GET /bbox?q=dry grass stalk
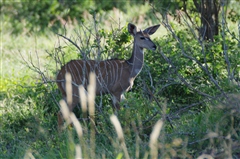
[88,72,96,159]
[59,73,86,159]
[65,73,72,106]
[110,115,130,159]
[69,113,83,138]
[24,150,35,159]
[59,99,70,125]
[79,85,87,114]
[75,144,82,159]
[149,119,163,159]
[88,72,96,117]
[197,154,214,159]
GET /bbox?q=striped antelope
[57,23,160,126]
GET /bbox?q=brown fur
[56,23,160,127]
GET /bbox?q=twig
[55,32,86,58]
[143,81,174,129]
[221,2,233,81]
[19,50,61,109]
[158,47,213,98]
[152,3,228,97]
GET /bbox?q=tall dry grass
[23,72,239,159]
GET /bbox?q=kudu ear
[128,23,137,36]
[143,24,160,35]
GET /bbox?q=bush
[1,4,240,157]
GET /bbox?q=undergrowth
[1,5,240,159]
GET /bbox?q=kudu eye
[57,23,159,129]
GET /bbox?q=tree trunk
[194,0,219,41]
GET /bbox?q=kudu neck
[126,40,144,77]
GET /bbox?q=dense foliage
[1,0,144,34]
[1,0,240,158]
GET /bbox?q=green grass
[1,5,240,158]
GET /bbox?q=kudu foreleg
[111,93,125,110]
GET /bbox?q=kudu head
[128,23,160,51]
[57,23,160,129]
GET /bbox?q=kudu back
[57,23,160,126]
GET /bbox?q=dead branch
[19,50,61,109]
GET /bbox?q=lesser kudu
[57,23,160,126]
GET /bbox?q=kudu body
[57,23,160,126]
